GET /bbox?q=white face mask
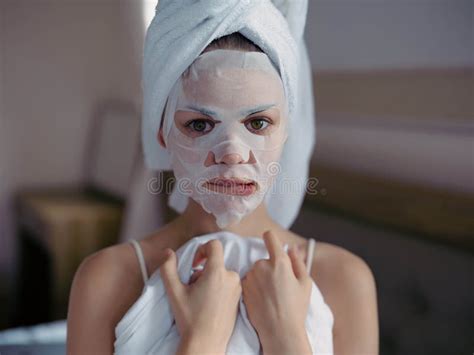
[161,49,289,228]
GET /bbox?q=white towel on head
[114,232,334,354]
[142,0,316,229]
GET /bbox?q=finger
[193,239,224,270]
[288,245,308,280]
[188,269,204,285]
[192,242,210,268]
[263,230,285,262]
[160,249,185,303]
[192,249,207,268]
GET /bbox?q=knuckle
[302,273,311,284]
[254,259,267,269]
[231,273,242,288]
[228,270,240,281]
[274,255,290,269]
[209,268,224,282]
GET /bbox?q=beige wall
[306,0,473,70]
[0,0,144,307]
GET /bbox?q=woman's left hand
[242,230,313,353]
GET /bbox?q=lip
[203,177,258,196]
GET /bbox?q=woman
[67,2,378,354]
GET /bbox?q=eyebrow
[183,104,217,117]
[239,104,276,116]
[184,103,277,117]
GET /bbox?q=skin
[240,230,314,354]
[67,68,379,355]
[67,174,379,354]
[160,240,242,354]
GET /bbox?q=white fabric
[131,236,316,286]
[142,0,315,229]
[114,232,334,354]
[0,320,67,345]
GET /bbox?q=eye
[184,119,214,135]
[245,117,271,133]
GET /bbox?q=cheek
[167,125,207,164]
[169,142,205,165]
[254,145,284,164]
[269,149,284,163]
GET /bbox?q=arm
[66,248,143,354]
[176,333,226,355]
[259,245,379,355]
[67,251,222,355]
[242,232,314,355]
[322,251,379,355]
[160,242,242,355]
[259,325,312,355]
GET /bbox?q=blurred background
[0,0,472,354]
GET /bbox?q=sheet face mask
[161,49,289,228]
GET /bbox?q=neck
[175,198,279,243]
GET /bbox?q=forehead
[181,68,286,110]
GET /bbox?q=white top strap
[130,239,149,285]
[306,238,316,274]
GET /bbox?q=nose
[219,153,244,165]
[204,151,257,167]
[204,152,244,166]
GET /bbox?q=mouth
[203,177,258,196]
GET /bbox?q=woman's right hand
[159,239,241,354]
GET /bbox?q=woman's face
[162,50,288,228]
[171,66,289,166]
[175,68,286,142]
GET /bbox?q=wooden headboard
[307,68,474,251]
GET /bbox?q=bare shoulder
[66,242,146,353]
[310,241,379,354]
[277,228,377,294]
[311,241,377,293]
[69,242,145,316]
